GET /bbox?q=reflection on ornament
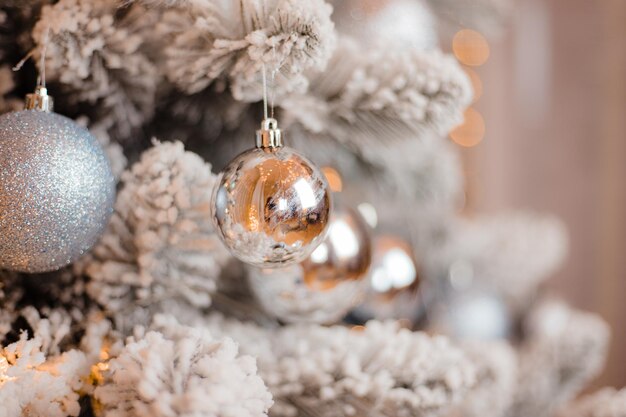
[352,236,422,322]
[213,119,332,267]
[357,202,378,228]
[332,0,438,50]
[0,87,115,273]
[248,207,371,323]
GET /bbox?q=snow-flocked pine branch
[32,0,160,139]
[281,37,472,161]
[84,141,230,327]
[202,314,477,417]
[94,316,273,417]
[559,387,626,417]
[156,0,336,101]
[507,300,610,417]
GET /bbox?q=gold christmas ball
[248,207,372,323]
[353,235,422,321]
[213,120,332,267]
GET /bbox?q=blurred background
[450,0,625,388]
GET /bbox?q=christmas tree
[0,1,621,417]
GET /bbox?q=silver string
[270,43,277,119]
[40,26,50,87]
[262,63,269,120]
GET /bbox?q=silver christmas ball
[213,141,332,267]
[352,235,422,322]
[248,207,371,323]
[0,110,115,273]
[432,290,511,340]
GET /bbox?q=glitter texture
[0,110,115,273]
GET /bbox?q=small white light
[357,202,378,228]
[330,219,359,259]
[293,178,317,209]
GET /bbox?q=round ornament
[432,290,511,340]
[352,235,423,322]
[213,118,332,267]
[248,206,372,323]
[0,87,115,273]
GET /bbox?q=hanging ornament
[247,206,372,323]
[430,289,512,340]
[351,235,423,323]
[212,64,332,267]
[0,51,115,273]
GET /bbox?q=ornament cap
[256,118,283,150]
[25,85,54,112]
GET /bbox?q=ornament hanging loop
[257,63,281,150]
[25,86,54,112]
[256,117,282,150]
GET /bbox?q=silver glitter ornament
[247,206,372,324]
[213,118,332,267]
[0,87,115,273]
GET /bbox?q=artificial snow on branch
[426,212,568,312]
[32,0,160,139]
[559,387,626,417]
[94,315,273,417]
[203,314,476,417]
[281,37,472,159]
[453,341,517,417]
[84,141,230,326]
[157,0,336,101]
[0,333,90,417]
[507,300,610,417]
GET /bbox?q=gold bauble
[213,119,332,267]
[353,235,422,321]
[248,207,372,324]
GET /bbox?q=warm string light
[452,29,490,67]
[321,166,343,193]
[450,108,485,148]
[0,356,17,383]
[451,28,490,148]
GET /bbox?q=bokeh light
[450,107,485,147]
[453,29,490,66]
[322,166,343,193]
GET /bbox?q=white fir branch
[454,341,518,417]
[281,37,472,153]
[158,0,336,100]
[559,387,626,417]
[508,300,610,417]
[83,141,230,319]
[32,0,160,139]
[95,316,273,417]
[202,314,477,417]
[426,212,568,312]
[0,333,90,417]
